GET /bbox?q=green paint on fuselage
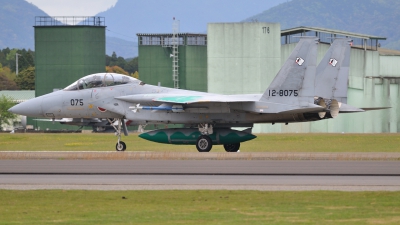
[156,96,201,103]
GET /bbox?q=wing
[115,93,258,104]
[115,93,323,114]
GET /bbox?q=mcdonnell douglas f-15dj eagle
[8,37,386,152]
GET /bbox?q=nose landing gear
[108,118,128,151]
[116,141,126,151]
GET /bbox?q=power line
[106,29,137,40]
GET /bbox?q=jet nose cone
[8,104,24,114]
[8,106,16,113]
[8,98,43,117]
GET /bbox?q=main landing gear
[196,124,213,152]
[223,143,240,152]
[108,118,128,151]
[196,124,241,152]
[196,135,212,152]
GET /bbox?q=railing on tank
[281,30,381,51]
[187,36,207,46]
[137,34,207,46]
[35,16,105,26]
[138,36,185,46]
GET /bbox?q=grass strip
[0,190,399,224]
[1,133,400,152]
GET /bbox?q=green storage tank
[137,33,207,92]
[33,16,106,130]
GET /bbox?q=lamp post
[16,53,21,75]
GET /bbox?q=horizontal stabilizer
[338,103,365,113]
[338,104,390,113]
[361,107,391,111]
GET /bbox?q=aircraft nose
[8,97,43,117]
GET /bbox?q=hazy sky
[26,0,118,16]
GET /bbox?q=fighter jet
[8,37,385,152]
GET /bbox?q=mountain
[0,0,47,50]
[3,0,400,56]
[106,36,137,58]
[243,0,400,50]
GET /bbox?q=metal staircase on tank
[171,19,180,89]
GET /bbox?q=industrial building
[138,23,400,133]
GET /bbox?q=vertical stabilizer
[315,38,351,104]
[260,37,318,106]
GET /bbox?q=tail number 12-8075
[268,90,298,97]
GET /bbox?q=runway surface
[1,160,400,191]
[2,151,400,160]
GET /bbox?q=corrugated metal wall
[207,23,281,95]
[180,46,207,92]
[35,26,105,96]
[139,46,173,87]
[34,26,105,130]
[138,44,207,91]
[207,23,281,133]
[380,56,400,76]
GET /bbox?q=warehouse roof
[281,26,386,40]
[137,33,207,37]
[0,90,35,103]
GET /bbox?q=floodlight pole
[16,53,21,75]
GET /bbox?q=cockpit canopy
[64,73,142,91]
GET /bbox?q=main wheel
[223,143,240,152]
[196,135,212,152]
[116,141,126,151]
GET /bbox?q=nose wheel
[116,141,126,151]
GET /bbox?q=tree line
[0,48,139,90]
[0,48,35,90]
